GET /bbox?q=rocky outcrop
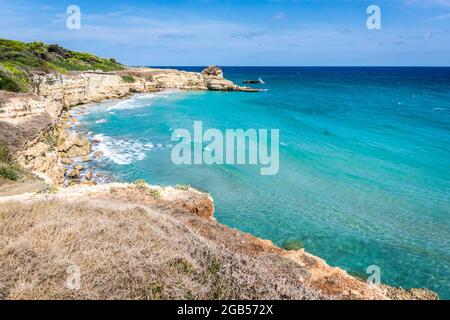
[57,130,91,158]
[201,66,260,92]
[201,65,224,78]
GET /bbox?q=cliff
[0,182,436,299]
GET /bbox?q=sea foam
[92,134,155,165]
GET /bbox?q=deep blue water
[74,67,450,298]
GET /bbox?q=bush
[121,75,136,83]
[0,74,21,92]
[281,239,304,251]
[0,38,124,92]
[171,258,195,275]
[0,145,22,181]
[148,188,161,199]
[207,258,221,275]
[175,184,191,191]
[0,164,20,181]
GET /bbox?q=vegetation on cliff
[0,39,123,93]
[0,145,22,181]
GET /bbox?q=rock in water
[68,169,80,178]
[74,164,84,171]
[85,171,93,181]
[243,79,264,84]
[201,65,224,78]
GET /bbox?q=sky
[0,0,450,66]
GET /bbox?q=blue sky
[1,0,449,66]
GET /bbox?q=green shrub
[175,184,191,191]
[0,38,124,92]
[148,188,161,199]
[0,145,24,181]
[207,259,221,275]
[171,258,195,275]
[0,164,20,181]
[148,283,164,298]
[121,75,135,83]
[281,239,304,251]
[0,74,21,92]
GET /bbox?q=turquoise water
[75,67,450,298]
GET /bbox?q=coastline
[0,66,438,300]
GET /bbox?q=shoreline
[62,90,184,186]
[0,66,439,300]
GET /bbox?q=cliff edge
[0,182,437,299]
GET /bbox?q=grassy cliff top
[0,39,124,93]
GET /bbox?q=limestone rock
[57,131,91,158]
[201,65,224,78]
[61,158,73,165]
[85,171,93,181]
[74,164,84,171]
[200,65,261,92]
[68,169,80,178]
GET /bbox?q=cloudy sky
[0,0,449,66]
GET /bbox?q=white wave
[106,93,157,111]
[95,119,108,124]
[135,93,157,100]
[92,134,155,165]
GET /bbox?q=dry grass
[0,199,325,300]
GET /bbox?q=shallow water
[75,67,450,298]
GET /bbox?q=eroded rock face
[57,130,91,158]
[0,92,58,122]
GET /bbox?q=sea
[72,67,450,298]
